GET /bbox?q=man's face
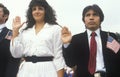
[0,7,6,23]
[84,10,101,31]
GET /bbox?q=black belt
[24,56,53,63]
[94,71,106,77]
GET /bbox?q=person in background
[0,3,20,77]
[61,4,120,77]
[10,0,65,77]
[64,66,74,77]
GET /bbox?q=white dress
[10,23,65,77]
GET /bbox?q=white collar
[0,23,6,30]
[87,28,100,38]
[33,23,51,29]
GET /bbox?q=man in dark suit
[0,3,20,77]
[61,4,120,77]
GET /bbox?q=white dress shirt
[87,28,106,72]
[0,23,6,33]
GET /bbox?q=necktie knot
[91,32,96,36]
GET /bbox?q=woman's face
[32,6,45,22]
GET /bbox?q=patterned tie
[88,32,97,74]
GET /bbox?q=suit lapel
[0,27,9,42]
[83,31,90,59]
[84,31,90,51]
[100,31,108,67]
[100,31,108,53]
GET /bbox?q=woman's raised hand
[12,16,25,31]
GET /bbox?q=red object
[88,32,97,74]
[106,36,120,53]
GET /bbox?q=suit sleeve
[62,36,77,68]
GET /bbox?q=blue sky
[1,0,120,35]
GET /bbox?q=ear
[3,14,9,19]
[3,14,9,22]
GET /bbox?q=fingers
[13,16,21,24]
[61,26,72,44]
[15,16,21,22]
[13,16,21,25]
[61,26,71,35]
[12,16,27,30]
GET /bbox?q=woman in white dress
[10,0,65,77]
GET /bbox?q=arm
[61,27,76,67]
[10,16,25,58]
[57,68,65,77]
[53,26,66,75]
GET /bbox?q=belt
[94,71,106,77]
[24,56,53,63]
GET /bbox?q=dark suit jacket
[63,30,120,77]
[0,27,20,77]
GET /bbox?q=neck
[0,21,5,24]
[35,21,45,34]
[35,21,45,29]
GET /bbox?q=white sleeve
[10,34,24,58]
[53,27,65,71]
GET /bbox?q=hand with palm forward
[12,16,26,31]
[12,16,26,40]
[61,27,72,44]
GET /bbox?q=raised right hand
[12,16,26,40]
[12,16,25,31]
[61,27,72,44]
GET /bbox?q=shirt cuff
[63,43,70,48]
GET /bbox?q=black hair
[25,0,58,30]
[0,3,9,22]
[82,4,104,23]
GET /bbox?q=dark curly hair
[24,0,58,30]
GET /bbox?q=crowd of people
[0,0,120,77]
